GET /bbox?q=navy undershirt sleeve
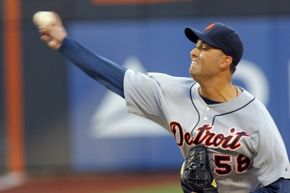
[250,178,290,193]
[59,37,127,97]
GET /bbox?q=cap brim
[184,27,217,47]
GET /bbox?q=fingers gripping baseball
[33,11,68,49]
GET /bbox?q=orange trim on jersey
[3,0,25,173]
[91,0,189,5]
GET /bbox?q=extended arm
[59,37,126,97]
[34,11,126,97]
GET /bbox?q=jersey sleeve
[123,69,168,128]
[252,101,290,185]
[59,37,126,97]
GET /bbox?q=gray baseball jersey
[123,69,290,193]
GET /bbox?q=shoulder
[240,88,275,124]
[124,70,196,98]
[147,72,195,88]
[125,69,195,88]
[239,88,265,110]
[244,90,269,114]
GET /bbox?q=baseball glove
[180,145,218,193]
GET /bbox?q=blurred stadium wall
[0,0,290,174]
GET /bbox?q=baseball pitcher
[34,12,290,193]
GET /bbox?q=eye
[196,45,205,50]
[201,45,209,51]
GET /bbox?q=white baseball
[33,11,56,28]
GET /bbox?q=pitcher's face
[189,40,227,81]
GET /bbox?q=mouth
[191,60,199,66]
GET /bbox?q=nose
[190,47,199,58]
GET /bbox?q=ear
[220,55,233,69]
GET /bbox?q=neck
[198,79,238,102]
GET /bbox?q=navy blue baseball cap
[185,22,243,66]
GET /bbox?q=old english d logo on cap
[205,23,216,32]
